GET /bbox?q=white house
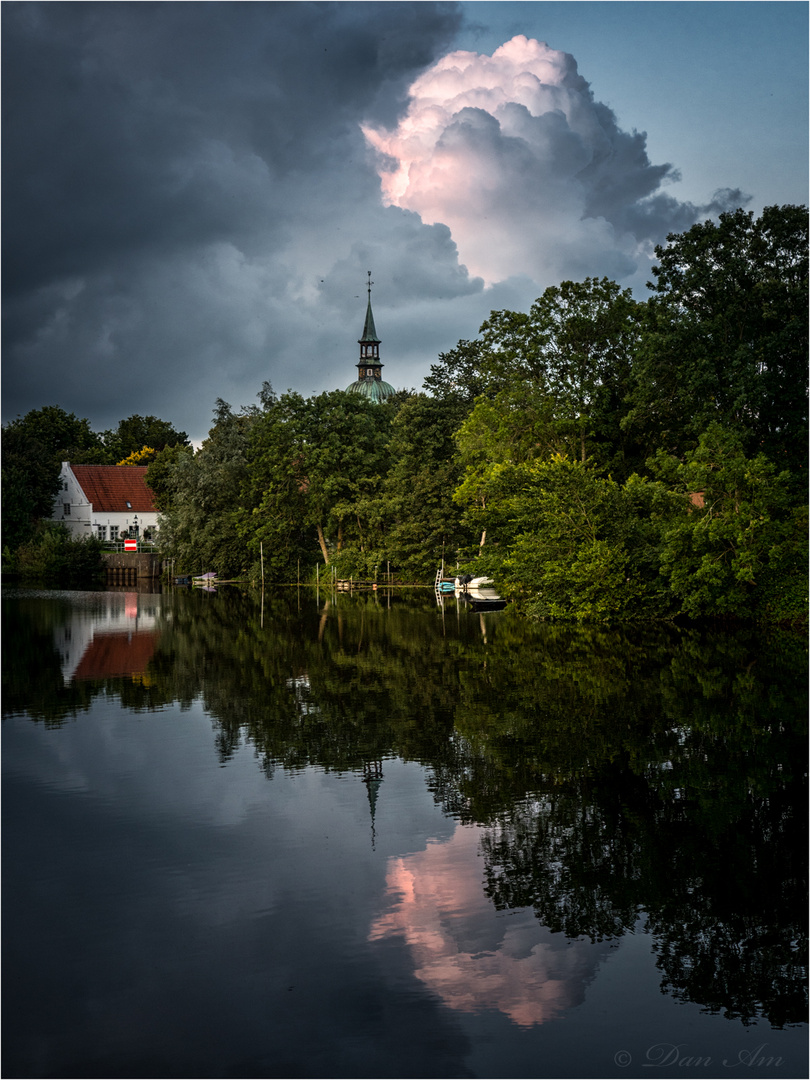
[52,463,160,542]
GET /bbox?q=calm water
[2,586,807,1079]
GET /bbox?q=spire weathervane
[367,270,373,300]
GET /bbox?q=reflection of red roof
[71,465,157,512]
[72,631,157,681]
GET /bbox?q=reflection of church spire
[363,759,384,849]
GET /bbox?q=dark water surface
[2,586,807,1079]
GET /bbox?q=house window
[110,526,119,541]
[97,525,107,541]
[63,503,71,515]
[125,501,132,508]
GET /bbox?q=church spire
[346,270,395,403]
[360,271,380,345]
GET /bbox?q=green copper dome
[346,377,396,403]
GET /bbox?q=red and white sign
[124,539,137,551]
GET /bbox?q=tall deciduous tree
[429,279,643,478]
[649,423,804,619]
[1,426,62,551]
[626,204,808,476]
[380,394,471,579]
[156,399,259,577]
[105,414,190,461]
[243,390,394,579]
[423,339,498,402]
[504,278,641,472]
[4,405,106,464]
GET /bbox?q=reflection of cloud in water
[369,823,608,1026]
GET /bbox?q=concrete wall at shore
[102,552,161,581]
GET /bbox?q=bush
[14,524,105,586]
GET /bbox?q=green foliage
[482,277,643,472]
[145,443,192,512]
[429,277,643,479]
[4,404,106,464]
[455,455,678,621]
[380,394,471,578]
[626,204,808,475]
[1,425,63,550]
[12,523,105,585]
[423,338,496,402]
[242,390,393,580]
[650,423,806,619]
[156,399,260,578]
[103,414,189,461]
[8,206,803,620]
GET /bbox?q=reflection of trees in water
[5,588,807,1027]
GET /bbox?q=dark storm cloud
[2,4,747,440]
[2,1,471,437]
[3,1,462,291]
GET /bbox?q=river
[2,585,807,1079]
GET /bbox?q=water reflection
[55,591,159,682]
[3,585,807,1036]
[370,822,611,1026]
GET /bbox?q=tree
[155,399,259,577]
[243,390,394,580]
[116,446,156,466]
[1,426,62,551]
[428,279,643,478]
[454,455,677,621]
[145,444,193,512]
[506,278,641,473]
[422,339,498,402]
[104,414,189,461]
[4,405,106,464]
[13,523,105,585]
[626,205,808,477]
[650,422,805,619]
[1,405,107,551]
[380,394,471,579]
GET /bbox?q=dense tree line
[4,206,806,619]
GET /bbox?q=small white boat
[455,574,506,609]
[454,574,494,594]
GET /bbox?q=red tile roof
[70,465,157,512]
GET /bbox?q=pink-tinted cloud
[369,822,607,1026]
[363,36,742,287]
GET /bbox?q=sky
[3,1,807,444]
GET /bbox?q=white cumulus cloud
[363,35,743,288]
